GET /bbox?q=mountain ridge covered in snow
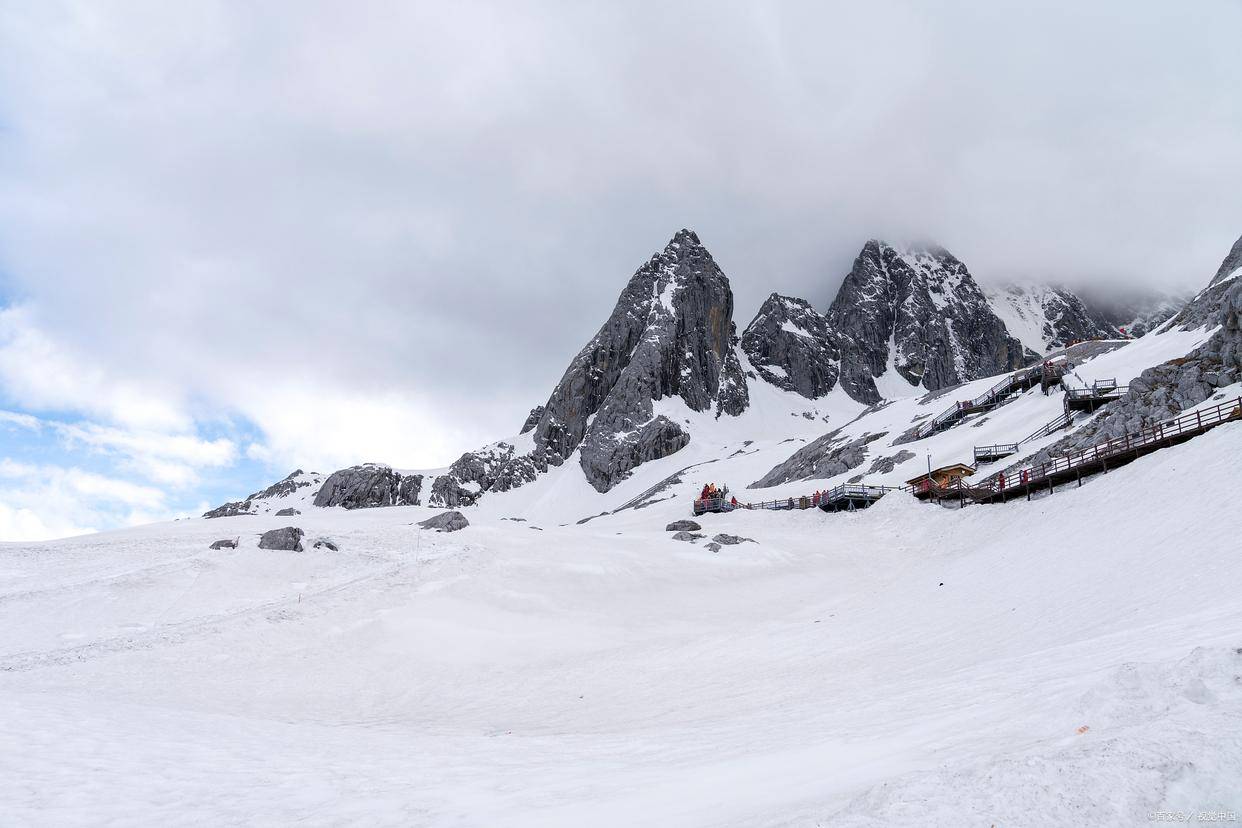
[207,229,1241,517]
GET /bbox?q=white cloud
[0,459,171,541]
[0,0,1240,498]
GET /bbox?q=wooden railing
[918,359,1066,439]
[972,396,1241,498]
[736,483,898,512]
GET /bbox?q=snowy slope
[2,405,1241,825]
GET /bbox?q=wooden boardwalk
[921,396,1242,505]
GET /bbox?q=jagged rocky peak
[826,239,1028,403]
[741,293,840,399]
[522,228,749,492]
[985,282,1121,353]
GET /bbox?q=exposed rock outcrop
[202,500,255,519]
[418,510,470,532]
[209,539,237,550]
[741,294,841,399]
[827,241,1028,403]
[986,284,1121,352]
[203,469,321,518]
[313,464,423,509]
[527,229,747,492]
[751,430,889,488]
[1167,234,1242,331]
[431,441,551,508]
[665,519,701,532]
[275,508,299,516]
[258,526,304,552]
[519,406,545,434]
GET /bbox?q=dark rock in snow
[209,539,237,550]
[203,500,256,519]
[867,449,917,475]
[672,531,703,542]
[418,510,470,532]
[706,542,722,553]
[751,430,888,488]
[711,533,753,545]
[275,508,300,516]
[313,539,339,551]
[741,293,841,399]
[314,464,422,509]
[258,527,304,552]
[203,470,321,519]
[665,519,702,532]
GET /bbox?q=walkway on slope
[918,395,1242,506]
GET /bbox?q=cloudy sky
[1,1,1240,540]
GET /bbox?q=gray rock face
[431,441,552,508]
[711,533,753,545]
[706,542,722,553]
[258,526,304,552]
[751,430,888,488]
[741,294,841,398]
[672,531,703,542]
[519,406,545,434]
[865,449,917,475]
[209,539,237,550]
[313,464,422,509]
[202,500,255,519]
[527,229,747,492]
[1168,235,1242,331]
[665,519,702,532]
[578,415,690,494]
[1001,278,1242,479]
[313,538,339,551]
[987,284,1122,352]
[827,241,1028,403]
[1210,234,1242,288]
[275,508,300,516]
[203,469,321,518]
[417,510,470,532]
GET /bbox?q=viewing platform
[1064,379,1128,412]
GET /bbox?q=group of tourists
[698,483,738,508]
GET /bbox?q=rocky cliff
[741,294,840,399]
[825,241,1029,403]
[525,228,748,492]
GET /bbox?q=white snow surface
[3,327,1240,825]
